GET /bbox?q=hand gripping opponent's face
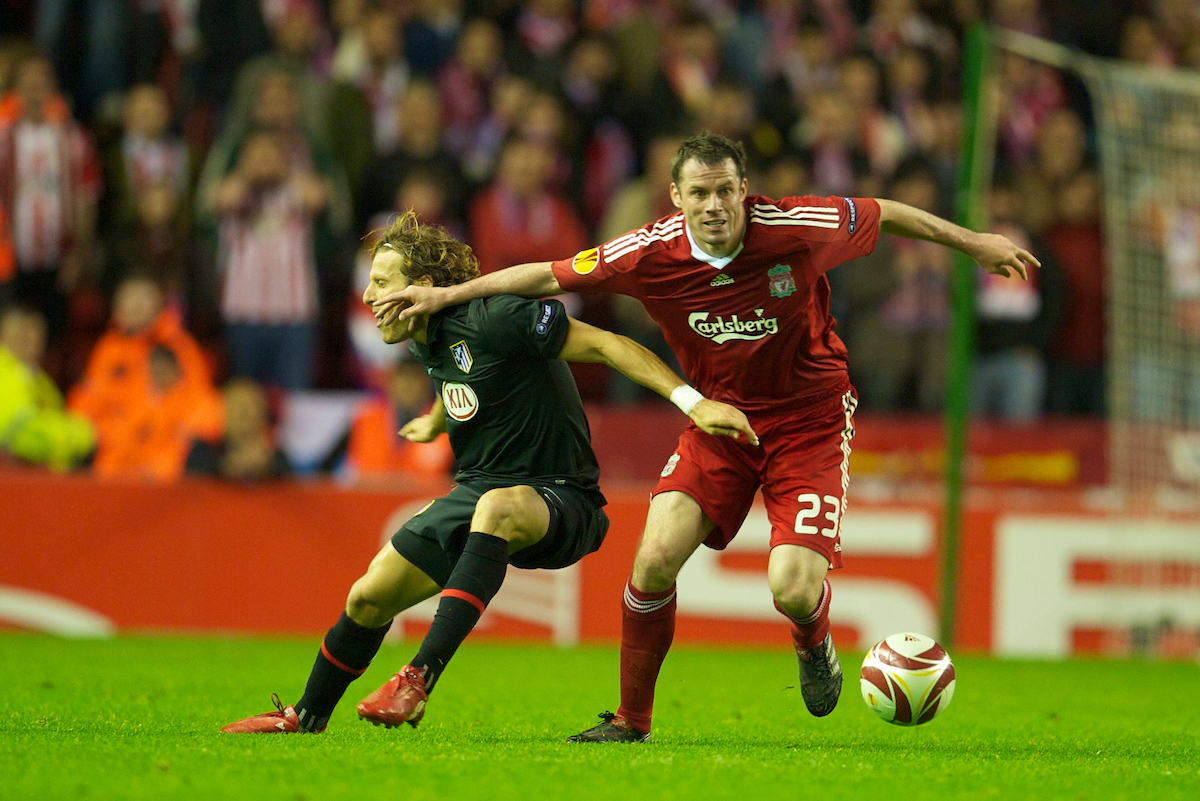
[364,248,428,345]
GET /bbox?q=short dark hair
[670,132,747,186]
[369,209,481,287]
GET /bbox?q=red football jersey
[551,194,881,414]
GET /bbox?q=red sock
[776,579,831,650]
[616,580,676,733]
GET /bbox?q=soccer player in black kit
[221,211,757,734]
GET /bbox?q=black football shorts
[390,480,609,586]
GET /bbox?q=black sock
[411,532,509,692]
[294,612,391,731]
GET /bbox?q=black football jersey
[409,295,604,503]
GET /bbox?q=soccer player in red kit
[374,133,1038,742]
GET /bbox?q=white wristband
[670,384,705,416]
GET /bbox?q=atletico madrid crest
[450,340,473,373]
[768,264,796,298]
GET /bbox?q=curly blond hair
[369,210,481,287]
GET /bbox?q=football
[860,632,956,726]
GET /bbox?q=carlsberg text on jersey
[687,312,780,344]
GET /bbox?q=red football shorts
[652,388,858,569]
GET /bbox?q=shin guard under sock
[410,532,509,691]
[295,612,391,731]
[616,580,677,732]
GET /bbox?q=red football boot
[356,665,428,728]
[220,693,323,734]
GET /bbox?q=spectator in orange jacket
[90,344,224,481]
[69,274,213,452]
[347,359,452,479]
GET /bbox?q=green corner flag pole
[942,23,993,647]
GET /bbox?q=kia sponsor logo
[442,381,479,421]
[687,312,779,344]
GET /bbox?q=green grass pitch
[2,633,1197,801]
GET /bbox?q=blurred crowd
[1,0,1196,480]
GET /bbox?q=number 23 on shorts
[794,493,842,538]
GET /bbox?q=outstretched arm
[876,199,1040,279]
[557,318,759,445]
[375,262,562,326]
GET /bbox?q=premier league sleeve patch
[450,340,473,373]
[843,197,858,234]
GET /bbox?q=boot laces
[801,640,834,679]
[399,665,427,692]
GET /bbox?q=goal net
[986,29,1200,503]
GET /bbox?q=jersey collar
[425,308,444,341]
[409,308,445,355]
[407,308,445,364]
[685,219,745,269]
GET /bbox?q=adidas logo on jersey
[710,273,734,287]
